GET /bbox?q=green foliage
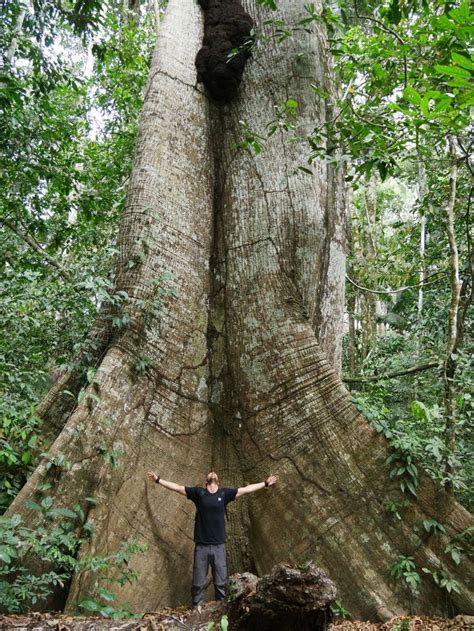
[385,443,419,497]
[421,567,460,594]
[354,393,421,496]
[0,405,42,510]
[384,498,411,521]
[322,0,473,180]
[393,618,411,631]
[141,271,179,327]
[389,555,421,595]
[256,0,277,10]
[234,121,266,155]
[207,614,229,631]
[76,539,147,618]
[0,502,81,612]
[0,498,147,614]
[350,358,473,507]
[220,615,229,631]
[234,95,301,158]
[98,444,125,470]
[389,552,464,600]
[132,354,154,378]
[227,27,256,62]
[331,599,351,619]
[444,526,473,565]
[336,2,472,515]
[327,3,473,508]
[422,518,446,536]
[42,451,73,472]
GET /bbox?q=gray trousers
[191,543,227,606]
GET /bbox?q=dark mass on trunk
[3,0,473,622]
[195,0,254,102]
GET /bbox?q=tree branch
[351,11,407,87]
[1,216,72,281]
[345,271,446,295]
[343,361,440,384]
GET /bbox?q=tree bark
[4,0,473,621]
[346,188,358,376]
[360,174,378,361]
[443,136,461,491]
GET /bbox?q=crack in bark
[145,68,204,101]
[242,422,332,496]
[227,236,273,252]
[176,349,210,384]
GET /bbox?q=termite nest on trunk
[196,0,254,103]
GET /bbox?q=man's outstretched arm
[146,471,186,496]
[236,474,278,498]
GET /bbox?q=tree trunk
[443,136,461,492]
[360,174,378,362]
[4,0,473,621]
[346,187,358,376]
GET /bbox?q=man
[146,469,278,610]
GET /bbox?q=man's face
[206,471,219,486]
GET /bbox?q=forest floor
[0,606,473,631]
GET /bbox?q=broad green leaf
[10,514,22,527]
[435,64,471,78]
[403,86,422,105]
[50,507,78,519]
[406,479,417,497]
[23,500,42,511]
[41,496,54,510]
[79,599,101,612]
[256,0,277,9]
[451,52,474,71]
[0,548,12,564]
[97,587,116,602]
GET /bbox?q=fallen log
[227,561,337,630]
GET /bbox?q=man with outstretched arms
[146,469,278,610]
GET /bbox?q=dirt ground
[0,608,473,631]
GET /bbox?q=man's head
[206,470,219,487]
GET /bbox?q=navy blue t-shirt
[185,486,237,544]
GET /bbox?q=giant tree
[4,0,473,620]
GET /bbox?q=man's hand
[265,474,278,487]
[236,474,279,497]
[146,471,159,482]
[146,472,186,496]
